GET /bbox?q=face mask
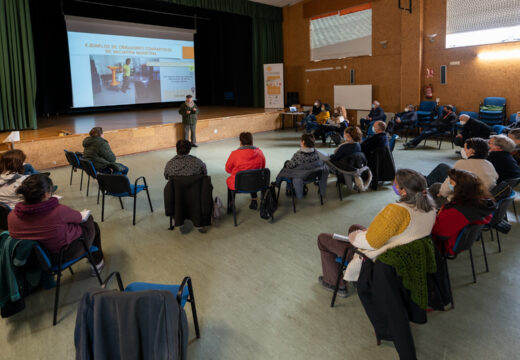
[461,148,468,159]
[448,183,455,192]
[459,120,466,125]
[392,183,401,196]
[372,104,376,109]
[404,108,409,112]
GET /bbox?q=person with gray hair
[454,113,491,147]
[508,129,520,164]
[360,100,385,133]
[487,134,520,183]
[392,104,417,132]
[361,120,389,156]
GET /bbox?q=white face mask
[459,120,467,125]
[404,108,409,112]
[461,148,469,159]
[372,104,376,109]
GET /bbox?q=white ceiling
[249,0,302,7]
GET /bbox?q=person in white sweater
[0,150,29,208]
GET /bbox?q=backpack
[260,183,278,220]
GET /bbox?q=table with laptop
[280,106,307,131]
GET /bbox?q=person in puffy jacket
[82,127,128,174]
[225,132,266,210]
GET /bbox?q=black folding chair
[34,238,103,325]
[276,170,324,213]
[97,174,153,226]
[443,223,487,308]
[482,192,516,253]
[504,178,520,218]
[64,150,84,189]
[227,169,270,226]
[79,159,101,203]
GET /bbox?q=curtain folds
[0,0,37,130]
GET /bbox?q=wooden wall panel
[17,113,281,170]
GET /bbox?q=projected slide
[67,32,195,108]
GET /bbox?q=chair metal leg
[80,170,84,191]
[319,188,324,205]
[187,278,201,338]
[70,166,74,185]
[119,197,124,209]
[86,176,90,196]
[69,267,74,275]
[133,196,137,226]
[232,192,237,227]
[331,247,349,308]
[496,230,501,253]
[85,249,103,284]
[101,192,105,222]
[145,188,153,212]
[337,181,343,201]
[53,270,61,326]
[169,216,174,230]
[513,201,517,218]
[480,233,489,273]
[469,247,476,283]
[97,187,100,205]
[276,182,282,202]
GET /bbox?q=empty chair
[482,191,516,252]
[479,97,506,125]
[227,169,270,226]
[503,178,519,217]
[64,150,84,188]
[509,113,519,125]
[96,174,153,226]
[34,238,103,325]
[416,100,437,127]
[79,159,101,202]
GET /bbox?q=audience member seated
[453,114,491,147]
[487,135,520,184]
[225,132,266,210]
[0,150,30,209]
[317,169,436,295]
[429,138,498,203]
[508,129,520,164]
[305,103,331,134]
[329,126,365,171]
[8,174,105,275]
[82,127,129,175]
[276,134,327,198]
[361,121,389,157]
[390,104,417,133]
[403,105,457,149]
[432,168,495,256]
[360,100,385,132]
[301,100,322,132]
[314,106,348,145]
[164,140,207,179]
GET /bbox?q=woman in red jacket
[225,132,266,210]
[432,168,495,255]
[8,174,105,275]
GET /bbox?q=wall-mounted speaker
[287,92,299,106]
[350,69,355,84]
[440,65,447,85]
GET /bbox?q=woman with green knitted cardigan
[317,169,437,294]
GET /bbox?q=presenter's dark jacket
[460,117,491,142]
[179,102,198,125]
[82,136,117,171]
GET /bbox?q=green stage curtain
[162,0,283,107]
[0,0,37,130]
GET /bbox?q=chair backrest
[34,244,53,272]
[510,113,518,124]
[0,202,10,231]
[452,223,484,253]
[459,111,478,119]
[97,174,132,194]
[492,125,507,134]
[504,178,520,188]
[303,170,324,184]
[436,105,444,117]
[419,101,436,112]
[80,159,97,178]
[64,150,81,168]
[489,192,516,227]
[483,97,506,107]
[235,169,270,192]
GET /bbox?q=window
[446,0,520,48]
[310,3,372,61]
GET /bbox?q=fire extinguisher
[424,84,433,99]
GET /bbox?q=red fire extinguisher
[424,84,433,99]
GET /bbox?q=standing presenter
[179,95,198,147]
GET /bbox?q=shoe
[90,259,104,277]
[249,200,258,210]
[318,276,348,298]
[191,143,198,147]
[197,227,207,233]
[180,225,191,234]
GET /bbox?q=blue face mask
[448,183,455,192]
[392,183,401,196]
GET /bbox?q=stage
[6,106,282,169]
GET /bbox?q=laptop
[289,106,297,113]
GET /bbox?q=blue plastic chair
[102,272,200,338]
[492,125,507,135]
[482,191,516,253]
[416,101,437,127]
[509,113,519,125]
[34,239,103,325]
[96,174,153,226]
[459,111,478,119]
[479,97,506,125]
[64,150,84,189]
[276,170,324,213]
